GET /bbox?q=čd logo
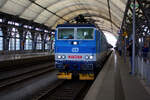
[72,48,79,52]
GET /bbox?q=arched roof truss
[0,0,128,37]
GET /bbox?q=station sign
[118,29,123,34]
[122,32,128,37]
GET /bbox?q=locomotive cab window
[58,28,74,39]
[77,28,94,40]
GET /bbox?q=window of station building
[36,34,42,50]
[25,32,32,50]
[45,35,50,50]
[8,21,13,25]
[58,28,74,39]
[9,28,20,51]
[77,28,94,40]
[0,19,2,22]
[0,28,3,51]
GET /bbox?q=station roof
[57,24,96,28]
[0,0,127,36]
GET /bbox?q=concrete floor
[84,51,150,100]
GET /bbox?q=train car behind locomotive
[55,24,108,80]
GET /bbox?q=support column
[31,32,37,51]
[132,0,136,75]
[124,36,127,63]
[50,34,54,53]
[18,29,26,51]
[41,34,45,51]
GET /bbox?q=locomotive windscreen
[57,28,94,40]
[58,28,74,39]
[77,28,94,39]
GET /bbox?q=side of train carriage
[54,24,109,80]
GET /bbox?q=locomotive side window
[58,28,74,39]
[77,28,94,39]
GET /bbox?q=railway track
[0,62,55,89]
[0,52,112,100]
[31,52,112,100]
[33,80,93,100]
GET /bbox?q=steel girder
[0,12,51,34]
[121,0,150,42]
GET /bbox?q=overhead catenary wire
[28,0,69,23]
[71,0,90,23]
[74,0,100,26]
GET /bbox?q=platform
[0,52,52,61]
[84,51,150,100]
[0,52,54,71]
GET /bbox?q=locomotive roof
[56,24,96,28]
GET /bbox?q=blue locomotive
[55,24,108,80]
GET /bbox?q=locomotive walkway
[84,51,150,100]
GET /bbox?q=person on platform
[142,43,149,62]
[118,46,122,56]
[127,40,133,74]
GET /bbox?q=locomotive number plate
[68,55,82,59]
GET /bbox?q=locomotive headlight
[73,41,78,45]
[62,55,66,59]
[89,56,93,59]
[85,55,89,59]
[57,55,61,59]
